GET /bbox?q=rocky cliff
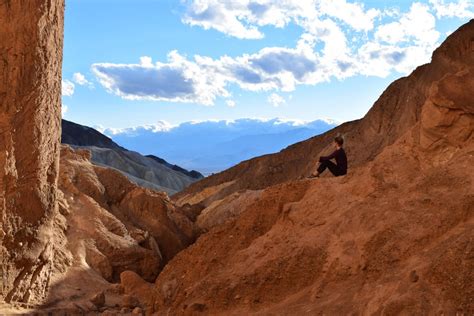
[0,1,64,304]
[37,146,195,312]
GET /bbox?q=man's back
[334,148,347,174]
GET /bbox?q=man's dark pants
[317,160,346,177]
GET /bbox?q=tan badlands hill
[0,1,473,314]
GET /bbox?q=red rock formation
[152,20,474,314]
[0,1,64,304]
[35,146,195,312]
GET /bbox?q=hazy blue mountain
[103,118,337,175]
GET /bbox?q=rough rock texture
[0,1,64,304]
[34,146,195,312]
[151,20,474,314]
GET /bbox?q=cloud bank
[101,117,339,173]
[92,0,473,105]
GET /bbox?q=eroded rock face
[420,68,474,153]
[0,1,64,303]
[36,146,196,312]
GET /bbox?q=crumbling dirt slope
[151,21,474,315]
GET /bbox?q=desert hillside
[174,20,474,207]
[62,119,203,194]
[0,1,472,315]
[155,19,474,314]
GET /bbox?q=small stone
[132,307,143,315]
[189,303,207,312]
[90,291,105,307]
[121,294,139,308]
[409,270,419,283]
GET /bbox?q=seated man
[311,136,347,177]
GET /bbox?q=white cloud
[92,51,229,105]
[429,0,474,18]
[182,1,264,39]
[92,1,471,106]
[72,72,92,86]
[226,99,236,107]
[62,104,68,116]
[318,0,380,31]
[182,0,381,39]
[102,117,338,137]
[102,120,176,136]
[268,93,285,107]
[62,80,75,97]
[92,43,322,105]
[375,3,439,45]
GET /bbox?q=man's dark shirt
[319,148,347,174]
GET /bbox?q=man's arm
[319,150,337,162]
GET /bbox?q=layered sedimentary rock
[0,1,64,304]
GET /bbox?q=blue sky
[62,0,473,129]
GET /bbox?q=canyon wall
[0,1,64,303]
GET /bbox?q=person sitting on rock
[311,136,347,178]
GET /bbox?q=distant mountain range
[101,118,338,174]
[61,119,203,194]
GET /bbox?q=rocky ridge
[62,119,203,194]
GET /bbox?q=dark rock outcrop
[62,119,123,150]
